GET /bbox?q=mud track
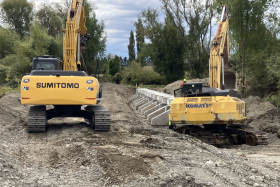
[1,83,280,186]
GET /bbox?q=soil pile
[244,96,280,137]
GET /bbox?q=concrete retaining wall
[130,88,174,126]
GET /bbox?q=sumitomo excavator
[20,0,110,133]
[168,5,268,146]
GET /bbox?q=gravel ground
[0,82,280,187]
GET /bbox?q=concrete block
[128,94,139,102]
[134,98,147,108]
[167,98,174,106]
[147,106,166,122]
[162,97,169,104]
[141,102,157,115]
[144,104,164,118]
[151,109,170,126]
[135,99,149,110]
[165,105,170,111]
[138,100,154,111]
[132,97,142,105]
[153,95,157,100]
[157,95,163,102]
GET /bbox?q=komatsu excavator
[169,6,267,146]
[20,0,110,133]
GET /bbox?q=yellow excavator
[20,0,110,133]
[169,6,267,146]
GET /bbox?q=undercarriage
[171,124,268,146]
[27,105,111,133]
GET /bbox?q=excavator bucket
[224,72,236,90]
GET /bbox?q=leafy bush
[245,51,280,96]
[265,94,280,108]
[99,73,112,82]
[113,73,122,84]
[0,86,20,96]
[122,62,164,85]
[0,54,32,87]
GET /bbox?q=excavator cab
[32,55,63,71]
[174,83,203,97]
[174,82,230,98]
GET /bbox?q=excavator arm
[209,5,236,89]
[63,0,89,71]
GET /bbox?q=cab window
[36,61,55,70]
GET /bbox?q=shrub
[0,54,32,87]
[113,73,122,84]
[122,62,164,85]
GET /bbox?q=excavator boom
[209,5,236,90]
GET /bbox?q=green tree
[140,8,185,83]
[134,17,145,65]
[82,1,107,75]
[160,0,215,77]
[128,30,136,63]
[0,28,20,59]
[30,22,61,57]
[0,0,33,38]
[36,3,63,37]
[109,56,121,77]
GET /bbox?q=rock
[255,176,263,182]
[251,168,257,172]
[253,183,266,187]
[207,182,214,186]
[249,175,256,181]
[185,176,193,181]
[205,160,214,167]
[264,175,270,180]
[215,161,225,167]
[159,181,166,187]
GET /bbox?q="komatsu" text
[186,103,213,108]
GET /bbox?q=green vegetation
[122,62,164,85]
[0,0,106,89]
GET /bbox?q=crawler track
[27,105,47,133]
[88,105,111,131]
[174,124,268,146]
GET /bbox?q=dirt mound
[162,78,209,94]
[244,96,280,137]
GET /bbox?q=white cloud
[30,0,162,57]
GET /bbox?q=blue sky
[31,0,162,58]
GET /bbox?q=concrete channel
[128,88,174,126]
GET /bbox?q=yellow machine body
[21,75,99,105]
[169,96,246,125]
